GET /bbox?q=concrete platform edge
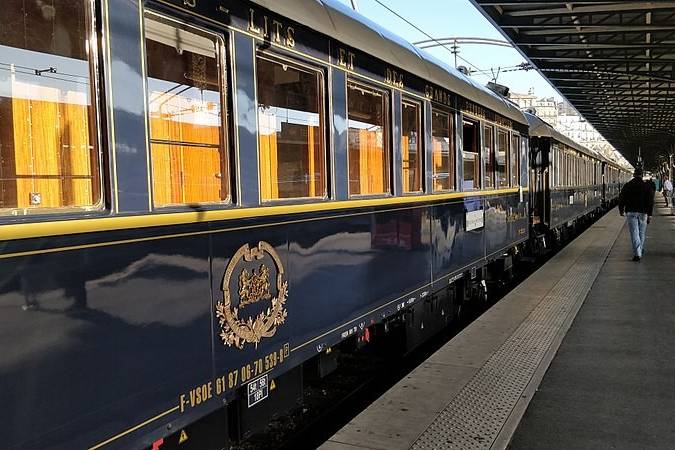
[490,210,625,450]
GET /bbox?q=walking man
[663,177,672,207]
[619,168,654,261]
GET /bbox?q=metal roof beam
[530,56,675,63]
[504,2,675,18]
[476,1,617,5]
[509,25,675,36]
[522,43,675,50]
[566,94,675,100]
[556,85,675,92]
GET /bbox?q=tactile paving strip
[411,225,622,450]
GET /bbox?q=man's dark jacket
[619,177,654,215]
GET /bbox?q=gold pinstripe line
[87,405,180,450]
[0,193,519,259]
[0,188,521,243]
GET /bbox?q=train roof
[523,111,608,162]
[250,0,528,126]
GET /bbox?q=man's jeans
[626,212,647,257]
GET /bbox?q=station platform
[321,198,673,450]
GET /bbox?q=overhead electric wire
[369,0,484,75]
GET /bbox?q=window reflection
[510,134,520,187]
[347,80,389,196]
[462,119,480,190]
[431,108,454,192]
[257,54,325,200]
[0,0,101,214]
[401,100,422,193]
[496,129,509,188]
[145,14,229,207]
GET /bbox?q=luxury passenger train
[0,0,630,448]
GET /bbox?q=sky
[335,0,562,101]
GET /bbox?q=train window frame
[510,132,520,188]
[461,116,481,191]
[255,50,330,203]
[495,127,510,189]
[482,123,495,190]
[0,0,106,219]
[430,106,456,193]
[564,152,569,187]
[143,11,232,209]
[400,98,424,195]
[346,77,392,198]
[552,146,559,188]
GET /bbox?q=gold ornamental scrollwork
[215,242,288,349]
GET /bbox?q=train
[0,0,631,449]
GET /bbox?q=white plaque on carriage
[466,209,485,231]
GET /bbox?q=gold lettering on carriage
[248,9,296,48]
[425,85,452,107]
[215,242,288,349]
[337,48,356,70]
[385,68,404,88]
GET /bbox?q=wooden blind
[145,14,228,207]
[0,0,101,214]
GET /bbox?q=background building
[509,89,624,163]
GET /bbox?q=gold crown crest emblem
[215,242,288,349]
[238,264,272,307]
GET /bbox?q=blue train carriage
[0,0,529,448]
[526,111,610,245]
[602,159,631,207]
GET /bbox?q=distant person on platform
[663,178,673,207]
[619,168,654,262]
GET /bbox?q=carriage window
[565,153,570,187]
[145,15,229,207]
[496,129,509,188]
[0,0,102,215]
[510,134,520,187]
[347,80,389,196]
[431,108,454,192]
[401,100,422,193]
[483,125,495,189]
[462,119,480,190]
[257,55,325,200]
[550,146,556,187]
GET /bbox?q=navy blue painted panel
[431,199,486,280]
[233,34,260,205]
[208,207,432,378]
[550,187,602,229]
[332,69,348,200]
[107,0,150,212]
[0,193,527,449]
[0,238,212,449]
[485,193,527,255]
[209,227,290,379]
[485,195,510,255]
[286,207,432,345]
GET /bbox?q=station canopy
[471,1,675,169]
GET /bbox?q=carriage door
[529,137,550,229]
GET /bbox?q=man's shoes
[632,255,641,262]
